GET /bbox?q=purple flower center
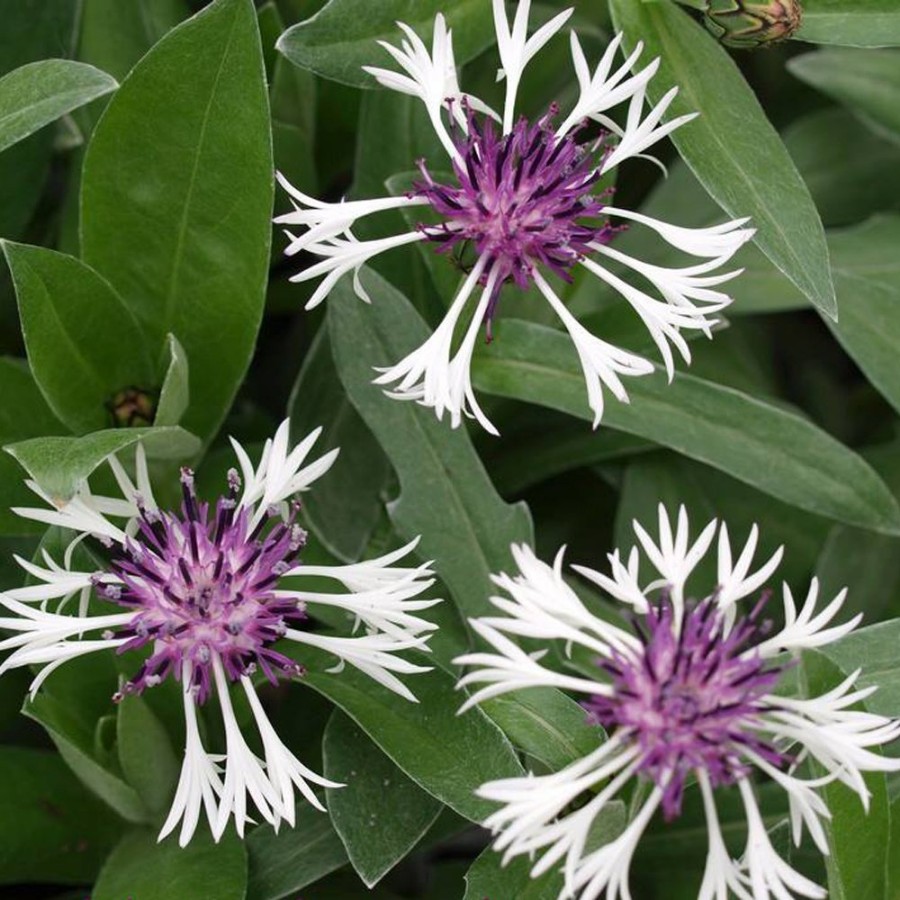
[414,104,617,335]
[97,468,307,704]
[584,596,787,820]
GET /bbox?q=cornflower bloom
[0,421,439,846]
[455,506,900,900]
[276,0,754,434]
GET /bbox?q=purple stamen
[583,597,786,821]
[415,104,615,334]
[100,483,309,704]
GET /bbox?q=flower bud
[703,0,803,49]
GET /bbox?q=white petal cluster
[0,422,438,846]
[276,3,755,435]
[454,506,900,900]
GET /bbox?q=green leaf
[463,847,563,900]
[288,328,391,562]
[2,241,154,434]
[323,711,443,887]
[818,620,900,717]
[0,59,116,154]
[117,694,180,819]
[0,0,78,240]
[5,426,201,502]
[463,802,626,900]
[93,828,248,900]
[0,746,121,885]
[276,0,494,88]
[77,0,191,82]
[327,269,534,623]
[471,319,900,534]
[801,651,892,900]
[482,687,601,772]
[797,1,900,48]
[81,0,274,443]
[610,0,836,318]
[24,693,147,824]
[789,48,900,144]
[818,216,900,417]
[154,333,190,427]
[299,649,524,822]
[247,803,348,900]
[0,358,64,535]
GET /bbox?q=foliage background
[0,0,899,897]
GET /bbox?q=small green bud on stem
[702,0,803,49]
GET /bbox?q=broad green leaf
[798,0,900,47]
[816,523,900,624]
[81,0,274,443]
[116,695,179,819]
[93,828,247,900]
[2,241,154,434]
[818,620,900,717]
[277,0,494,88]
[0,0,78,240]
[288,328,391,562]
[464,847,563,900]
[802,651,892,900]
[0,59,116,154]
[471,319,900,534]
[483,688,601,772]
[819,217,900,417]
[610,0,836,317]
[323,711,442,887]
[5,426,200,502]
[0,358,64,535]
[789,48,900,144]
[24,692,147,824]
[154,333,190,427]
[247,803,348,900]
[327,269,534,624]
[298,648,524,822]
[0,746,122,885]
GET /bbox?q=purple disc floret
[414,104,617,336]
[96,468,308,703]
[584,596,788,820]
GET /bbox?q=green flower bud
[703,0,803,49]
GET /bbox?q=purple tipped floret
[97,469,308,704]
[584,596,788,820]
[414,104,618,337]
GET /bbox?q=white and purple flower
[275,0,754,434]
[0,421,439,846]
[454,506,900,900]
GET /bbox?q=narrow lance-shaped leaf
[0,59,117,153]
[788,48,900,144]
[81,0,274,444]
[471,319,900,535]
[609,0,836,318]
[797,0,900,48]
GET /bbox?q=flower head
[276,1,754,434]
[1,421,439,846]
[454,506,900,900]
